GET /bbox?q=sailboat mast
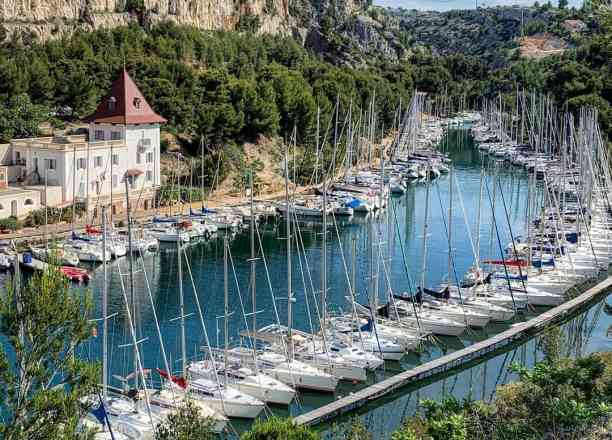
[447,165,454,286]
[284,142,293,360]
[124,176,138,387]
[475,166,484,265]
[420,162,431,289]
[102,206,108,402]
[322,158,328,333]
[223,234,229,386]
[250,170,256,334]
[176,159,187,377]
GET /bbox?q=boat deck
[294,275,612,426]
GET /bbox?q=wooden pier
[294,276,612,426]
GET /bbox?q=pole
[123,177,138,387]
[284,143,293,360]
[447,165,454,286]
[250,170,256,334]
[102,206,108,402]
[223,234,229,386]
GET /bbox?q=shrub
[240,417,319,440]
[0,216,21,231]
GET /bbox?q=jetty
[294,276,612,426]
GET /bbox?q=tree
[558,0,568,9]
[155,400,214,440]
[0,94,49,142]
[0,266,99,439]
[240,417,319,440]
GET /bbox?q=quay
[294,276,612,426]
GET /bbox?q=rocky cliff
[0,0,309,41]
[0,1,575,69]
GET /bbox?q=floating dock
[294,276,612,426]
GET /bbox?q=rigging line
[292,214,331,372]
[454,168,480,271]
[227,247,256,353]
[290,214,315,334]
[329,198,369,350]
[484,177,519,316]
[181,244,233,420]
[433,180,471,331]
[496,175,531,302]
[254,220,287,357]
[390,199,423,332]
[108,231,154,427]
[292,211,323,330]
[120,233,176,400]
[226,246,274,415]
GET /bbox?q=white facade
[7,122,161,215]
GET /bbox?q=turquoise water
[73,129,611,434]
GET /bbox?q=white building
[2,69,166,220]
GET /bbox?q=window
[133,97,141,109]
[77,158,87,169]
[95,181,101,195]
[136,153,142,164]
[15,151,20,161]
[78,183,85,198]
[141,138,151,147]
[94,156,103,167]
[146,152,153,163]
[45,159,57,170]
[108,96,117,111]
[112,154,119,166]
[95,130,105,141]
[146,171,153,182]
[24,199,34,206]
[111,131,121,140]
[112,174,118,188]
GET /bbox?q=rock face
[0,1,571,68]
[0,0,295,41]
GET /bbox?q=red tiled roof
[85,69,166,125]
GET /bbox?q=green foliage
[0,94,49,142]
[0,216,22,231]
[155,399,215,440]
[0,22,407,149]
[392,353,612,440]
[523,20,547,35]
[23,202,86,227]
[240,417,320,440]
[0,267,99,439]
[232,158,265,195]
[125,0,145,13]
[330,417,373,440]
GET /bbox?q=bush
[240,417,319,440]
[23,202,86,227]
[400,353,612,440]
[0,216,21,231]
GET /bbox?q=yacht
[188,355,296,405]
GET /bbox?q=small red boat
[59,266,91,283]
[482,259,527,267]
[85,224,102,234]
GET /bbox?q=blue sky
[374,0,583,12]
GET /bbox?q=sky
[374,0,583,12]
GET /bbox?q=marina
[2,100,612,437]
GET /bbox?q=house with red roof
[4,69,165,219]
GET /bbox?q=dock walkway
[294,276,612,426]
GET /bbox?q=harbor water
[70,128,612,434]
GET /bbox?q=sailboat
[188,173,296,405]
